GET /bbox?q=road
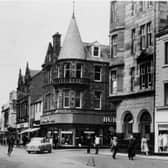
[0,145,168,168]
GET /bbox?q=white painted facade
[155,30,168,153]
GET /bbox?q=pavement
[1,145,168,168]
[58,148,168,161]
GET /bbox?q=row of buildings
[1,1,168,153]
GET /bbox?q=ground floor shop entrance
[40,124,113,147]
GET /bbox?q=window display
[158,125,168,152]
[61,131,73,145]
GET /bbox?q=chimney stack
[52,32,61,57]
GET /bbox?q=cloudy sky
[0,0,110,108]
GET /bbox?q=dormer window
[92,46,100,57]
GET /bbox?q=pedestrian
[128,134,136,160]
[53,135,58,149]
[141,136,149,156]
[7,133,15,157]
[86,134,92,154]
[94,135,100,154]
[22,134,28,146]
[110,136,118,159]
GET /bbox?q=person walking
[86,134,92,154]
[94,135,100,154]
[141,136,149,156]
[128,134,136,160]
[110,136,118,159]
[7,133,15,157]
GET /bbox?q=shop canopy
[19,127,40,134]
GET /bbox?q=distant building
[109,1,168,152]
[16,63,43,134]
[155,26,168,153]
[1,90,17,131]
[40,14,112,146]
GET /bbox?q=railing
[53,78,90,86]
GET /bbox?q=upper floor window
[164,83,168,106]
[94,66,101,81]
[131,2,135,16]
[131,29,136,54]
[46,94,53,111]
[147,22,152,47]
[46,70,52,84]
[165,42,168,64]
[110,71,117,94]
[76,64,82,78]
[63,90,70,108]
[139,1,144,12]
[64,63,70,78]
[92,46,100,57]
[140,25,146,50]
[140,62,152,89]
[130,67,135,91]
[57,66,60,78]
[147,1,153,8]
[94,91,101,110]
[111,35,118,58]
[75,91,82,108]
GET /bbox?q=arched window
[123,113,133,138]
[139,111,151,137]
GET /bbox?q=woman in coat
[141,136,149,156]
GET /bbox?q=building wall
[109,2,168,151]
[117,95,154,133]
[156,34,168,107]
[30,71,44,103]
[155,31,168,153]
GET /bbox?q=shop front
[155,107,168,153]
[40,113,113,147]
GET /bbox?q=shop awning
[19,127,40,134]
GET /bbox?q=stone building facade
[109,1,168,152]
[16,63,43,134]
[40,14,113,146]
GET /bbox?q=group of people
[86,135,100,154]
[110,134,149,160]
[86,134,149,160]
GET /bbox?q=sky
[0,0,110,109]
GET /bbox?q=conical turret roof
[58,15,85,60]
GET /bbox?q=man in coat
[128,134,136,160]
[7,133,15,157]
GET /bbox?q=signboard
[17,122,28,128]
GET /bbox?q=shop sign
[103,116,115,123]
[84,131,95,134]
[61,131,73,134]
[17,122,28,128]
[40,115,57,124]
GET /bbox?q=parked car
[26,137,52,153]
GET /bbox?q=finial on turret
[72,0,75,18]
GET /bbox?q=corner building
[41,15,113,146]
[109,1,168,152]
